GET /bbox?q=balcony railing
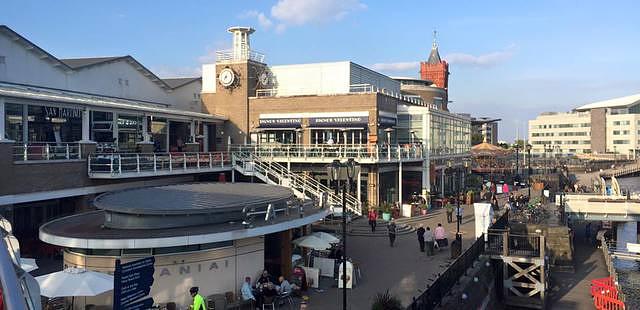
[215,49,265,63]
[12,142,81,161]
[88,152,231,177]
[230,144,425,163]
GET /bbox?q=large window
[27,105,82,142]
[117,114,143,152]
[4,103,23,141]
[151,117,168,152]
[311,129,367,145]
[259,130,297,144]
[91,111,114,143]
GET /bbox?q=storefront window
[27,105,82,142]
[117,114,143,152]
[311,129,367,144]
[259,130,297,144]
[151,117,168,152]
[169,121,190,152]
[91,111,114,144]
[5,102,23,141]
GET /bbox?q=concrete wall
[590,108,606,154]
[63,237,264,309]
[169,80,203,112]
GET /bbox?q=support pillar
[203,124,209,152]
[80,108,91,142]
[617,222,638,250]
[398,161,403,206]
[112,112,119,145]
[280,230,293,279]
[357,168,362,206]
[367,167,379,208]
[441,169,445,198]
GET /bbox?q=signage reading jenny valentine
[114,257,155,310]
[309,116,368,127]
[258,118,302,128]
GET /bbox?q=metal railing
[486,230,544,258]
[600,238,627,305]
[230,144,425,163]
[232,151,362,215]
[215,49,265,63]
[88,152,230,176]
[13,142,82,161]
[409,235,486,310]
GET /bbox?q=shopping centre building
[0,25,471,307]
[528,93,640,158]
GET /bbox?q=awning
[258,118,302,128]
[308,116,368,127]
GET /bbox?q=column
[81,108,91,142]
[616,222,638,250]
[141,115,150,142]
[190,120,196,142]
[137,115,154,153]
[112,112,119,144]
[280,230,293,279]
[398,161,403,206]
[422,111,430,198]
[203,124,209,152]
[441,169,445,198]
[357,168,362,206]
[0,98,9,141]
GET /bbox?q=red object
[591,277,625,310]
[368,209,378,221]
[218,173,226,183]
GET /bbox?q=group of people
[505,193,530,211]
[416,223,448,256]
[240,270,294,307]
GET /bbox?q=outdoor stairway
[232,151,362,216]
[313,214,433,237]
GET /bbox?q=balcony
[12,142,82,162]
[88,152,232,179]
[215,49,265,63]
[231,144,425,164]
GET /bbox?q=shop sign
[44,106,82,118]
[258,118,302,128]
[114,257,155,310]
[378,116,397,126]
[309,116,368,127]
[158,259,229,277]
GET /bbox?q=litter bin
[450,234,462,259]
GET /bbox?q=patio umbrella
[20,257,38,273]
[292,235,332,250]
[311,232,340,244]
[36,267,114,298]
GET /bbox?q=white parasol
[20,257,38,272]
[36,267,114,298]
[311,232,340,244]
[292,235,332,250]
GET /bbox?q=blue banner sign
[114,257,155,310]
[308,116,368,127]
[258,118,302,128]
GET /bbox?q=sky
[2,0,640,142]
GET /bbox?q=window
[27,105,82,142]
[613,140,629,144]
[613,130,620,135]
[5,103,23,141]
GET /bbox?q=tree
[514,139,525,148]
[471,133,484,145]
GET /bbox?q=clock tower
[420,31,450,109]
[202,26,268,147]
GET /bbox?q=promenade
[306,206,478,310]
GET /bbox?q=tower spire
[432,30,438,48]
[427,30,441,64]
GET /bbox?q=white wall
[169,81,203,112]
[270,61,351,96]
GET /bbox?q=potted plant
[381,202,392,221]
[419,203,428,215]
[371,289,402,310]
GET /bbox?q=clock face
[219,68,236,87]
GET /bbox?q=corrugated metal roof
[574,94,640,111]
[60,57,123,69]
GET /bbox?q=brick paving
[304,205,478,310]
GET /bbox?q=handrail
[230,144,425,162]
[12,142,81,161]
[232,152,362,215]
[88,151,230,176]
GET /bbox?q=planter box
[382,212,391,221]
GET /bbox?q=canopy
[36,267,114,297]
[471,142,509,157]
[292,235,332,250]
[311,232,340,244]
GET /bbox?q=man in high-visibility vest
[189,287,206,310]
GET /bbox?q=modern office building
[471,117,500,145]
[528,93,640,158]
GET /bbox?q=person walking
[368,208,378,232]
[424,226,435,256]
[434,223,447,250]
[189,287,206,310]
[416,224,426,252]
[388,219,397,247]
[455,204,464,226]
[445,203,454,223]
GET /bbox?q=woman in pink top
[434,223,448,249]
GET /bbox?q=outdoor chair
[224,291,254,310]
[275,292,294,309]
[262,295,275,310]
[207,293,227,310]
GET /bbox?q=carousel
[470,141,513,177]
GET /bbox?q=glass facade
[27,104,82,142]
[429,113,470,155]
[310,129,367,144]
[5,102,23,141]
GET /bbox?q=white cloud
[271,0,366,25]
[445,45,516,67]
[242,0,365,33]
[370,62,419,72]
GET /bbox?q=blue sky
[2,0,640,141]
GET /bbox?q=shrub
[371,289,402,310]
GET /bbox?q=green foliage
[380,202,392,213]
[471,133,484,145]
[371,290,403,310]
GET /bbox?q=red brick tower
[420,32,449,107]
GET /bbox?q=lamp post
[526,144,532,198]
[514,143,521,177]
[327,158,357,310]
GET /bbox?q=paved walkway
[305,206,478,310]
[548,222,608,310]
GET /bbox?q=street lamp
[326,158,357,310]
[526,144,532,198]
[514,143,521,177]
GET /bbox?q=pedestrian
[424,226,435,256]
[434,223,447,250]
[416,224,426,252]
[445,203,454,223]
[388,219,397,247]
[368,207,378,232]
[189,287,206,310]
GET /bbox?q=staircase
[232,152,362,216]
